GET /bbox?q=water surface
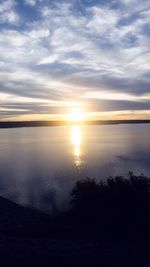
[0,124,150,213]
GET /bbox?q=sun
[68,108,85,122]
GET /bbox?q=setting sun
[68,109,85,122]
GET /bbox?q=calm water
[0,124,150,213]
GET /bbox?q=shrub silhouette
[70,172,150,225]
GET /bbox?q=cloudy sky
[0,0,150,121]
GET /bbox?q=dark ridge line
[0,119,150,128]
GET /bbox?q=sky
[0,0,150,121]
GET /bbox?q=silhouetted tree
[70,173,150,226]
[71,177,99,209]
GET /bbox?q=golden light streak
[71,125,82,168]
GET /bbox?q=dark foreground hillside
[1,173,150,266]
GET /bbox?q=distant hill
[0,119,150,128]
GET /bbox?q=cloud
[0,0,19,24]
[0,0,150,120]
[24,0,37,6]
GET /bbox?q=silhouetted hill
[0,196,52,237]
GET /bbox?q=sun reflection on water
[71,125,82,168]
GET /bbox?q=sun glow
[68,109,85,122]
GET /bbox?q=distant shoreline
[0,119,150,128]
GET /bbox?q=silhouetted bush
[70,172,150,226]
